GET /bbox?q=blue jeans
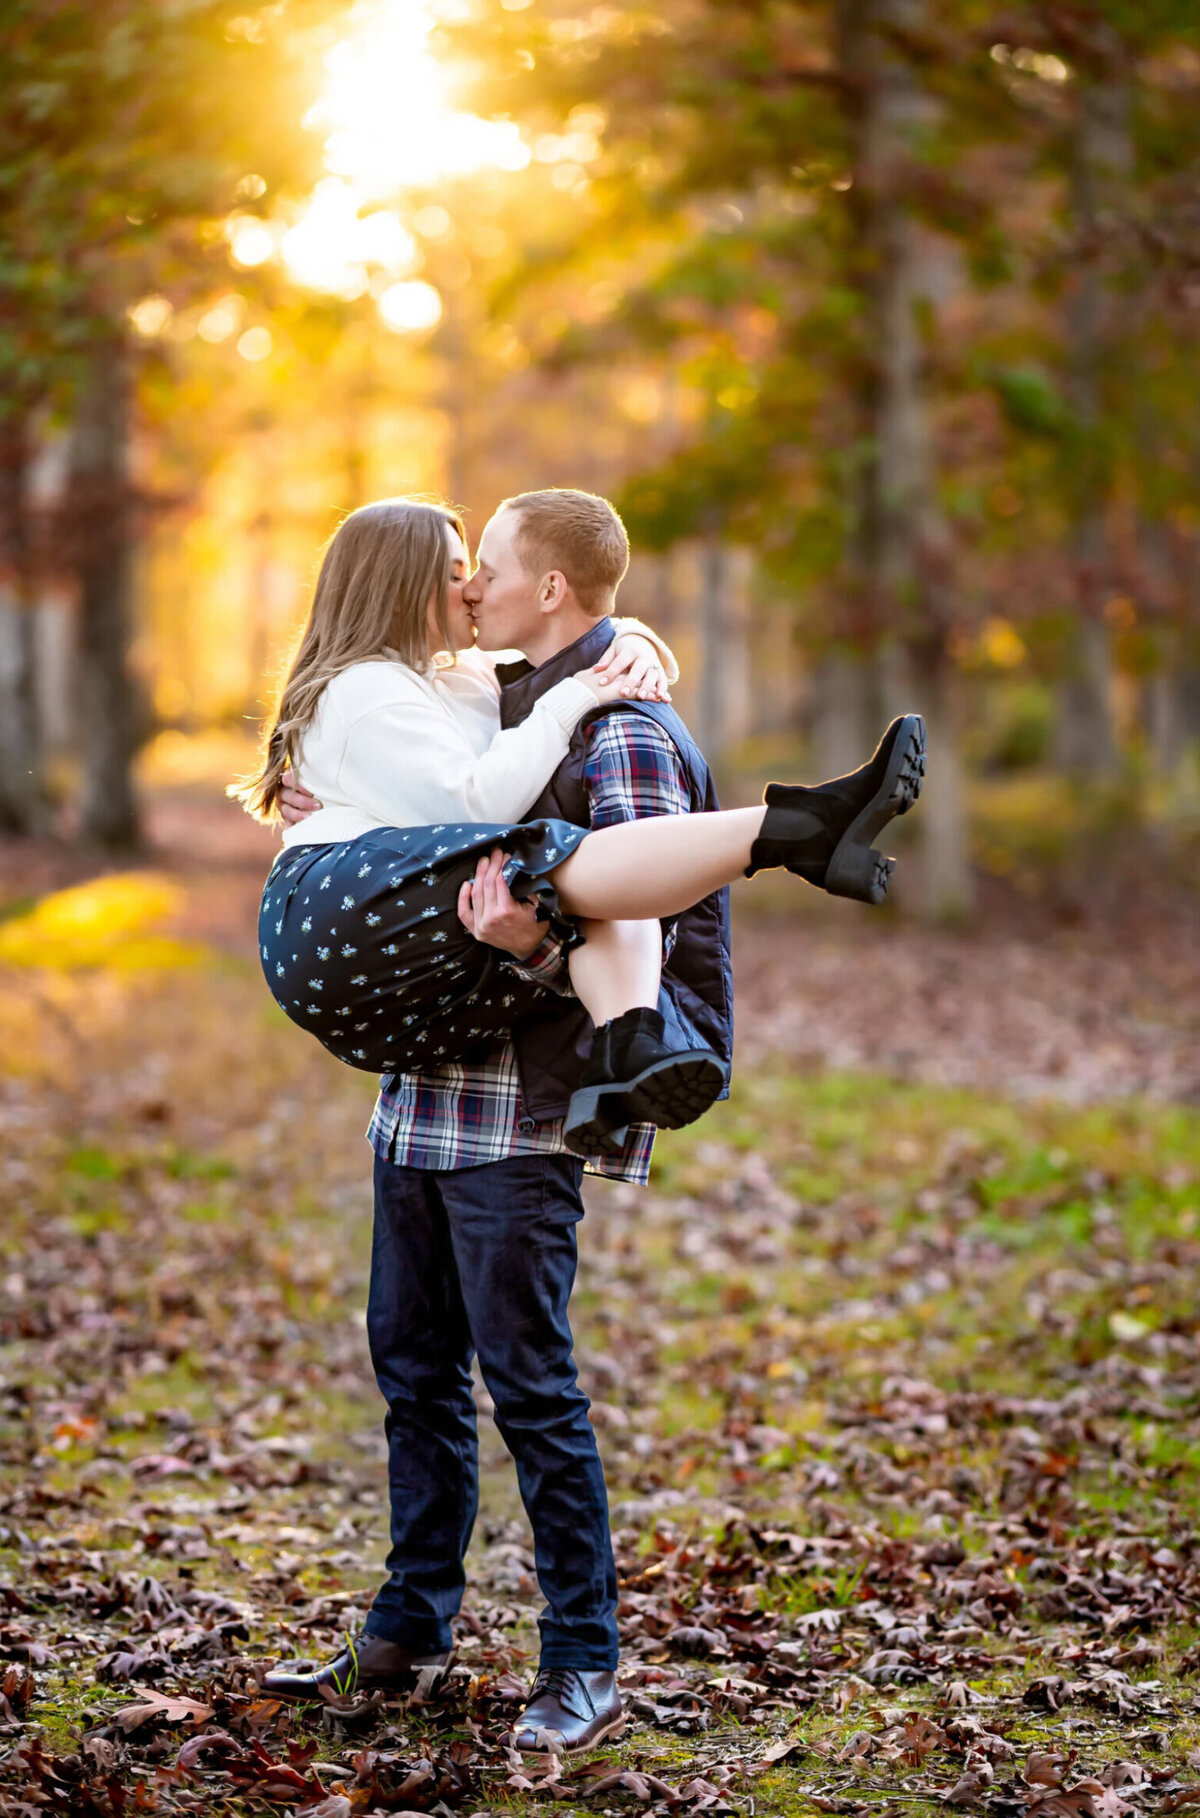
[361,1151,619,1670]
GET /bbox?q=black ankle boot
[747,714,926,905]
[564,1007,728,1157]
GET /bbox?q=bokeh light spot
[127,295,173,337]
[415,205,453,239]
[378,279,442,333]
[228,217,275,267]
[197,296,245,344]
[237,326,274,361]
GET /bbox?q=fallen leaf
[944,1771,991,1806]
[108,1686,214,1733]
[1101,1764,1148,1789]
[1028,1753,1071,1788]
[760,1735,807,1764]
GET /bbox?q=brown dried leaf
[108,1686,214,1733]
[1027,1753,1071,1788]
[1101,1764,1148,1789]
[175,1727,244,1770]
[1028,1779,1135,1818]
[760,1735,808,1764]
[944,1771,992,1807]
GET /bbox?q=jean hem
[362,1612,451,1653]
[536,1647,620,1672]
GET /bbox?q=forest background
[1,0,1199,917]
[1,3,1200,1815]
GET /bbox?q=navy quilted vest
[497,617,734,1125]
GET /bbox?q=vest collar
[498,616,614,727]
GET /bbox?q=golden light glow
[227,216,275,267]
[280,177,417,296]
[128,295,173,337]
[0,874,199,973]
[306,0,531,197]
[981,617,1027,669]
[237,326,274,362]
[223,2,541,328]
[378,279,443,333]
[197,295,245,344]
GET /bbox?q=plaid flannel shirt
[368,713,691,1183]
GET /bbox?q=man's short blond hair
[499,488,630,615]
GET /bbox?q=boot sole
[264,1671,438,1702]
[262,1657,450,1702]
[825,714,926,905]
[514,1712,627,1754]
[564,1052,728,1155]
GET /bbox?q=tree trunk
[1058,613,1117,776]
[70,337,141,849]
[0,419,47,834]
[1142,640,1180,779]
[696,535,727,764]
[1057,47,1132,779]
[912,658,973,920]
[0,586,43,835]
[837,0,972,916]
[1136,505,1171,780]
[812,647,874,780]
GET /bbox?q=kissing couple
[233,486,925,1750]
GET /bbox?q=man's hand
[457,849,545,960]
[279,767,322,827]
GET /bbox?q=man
[263,489,733,1753]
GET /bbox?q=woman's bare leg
[567,918,662,1026]
[549,808,767,921]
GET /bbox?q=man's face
[463,510,544,653]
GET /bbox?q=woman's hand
[278,768,322,826]
[457,849,545,960]
[575,634,672,706]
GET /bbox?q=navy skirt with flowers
[258,820,589,1075]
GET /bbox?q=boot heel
[825,844,893,905]
[565,1082,632,1156]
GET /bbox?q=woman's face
[428,524,473,654]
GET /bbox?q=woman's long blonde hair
[232,496,466,824]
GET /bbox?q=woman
[235,498,698,1099]
[236,496,925,1149]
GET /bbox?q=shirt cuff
[538,674,600,734]
[504,930,572,991]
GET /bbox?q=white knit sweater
[279,623,677,848]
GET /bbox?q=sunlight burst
[305,0,530,197]
[256,1,530,320]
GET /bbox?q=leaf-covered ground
[1,791,1199,1817]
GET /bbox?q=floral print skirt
[258,820,589,1075]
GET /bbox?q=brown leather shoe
[262,1633,450,1701]
[512,1667,624,1752]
